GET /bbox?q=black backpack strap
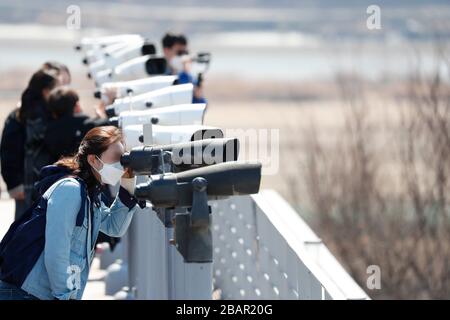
[73,177,87,227]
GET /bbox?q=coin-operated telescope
[128,161,262,262]
[108,103,206,128]
[105,84,193,117]
[94,75,177,103]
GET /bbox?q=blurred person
[0,126,139,300]
[162,32,188,75]
[0,62,71,219]
[161,32,206,104]
[21,68,61,209]
[1,68,59,219]
[44,86,109,164]
[43,61,71,85]
[0,108,25,220]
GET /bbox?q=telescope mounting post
[173,177,212,263]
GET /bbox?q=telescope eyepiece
[120,152,131,167]
[142,43,156,55]
[93,90,101,99]
[108,117,119,127]
[105,106,116,118]
[151,116,159,125]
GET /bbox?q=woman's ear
[87,154,100,170]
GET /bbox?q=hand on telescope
[194,86,203,99]
[103,86,119,104]
[95,86,118,118]
[95,102,107,119]
[120,167,136,196]
[181,55,192,73]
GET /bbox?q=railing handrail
[252,190,369,300]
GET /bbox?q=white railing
[104,189,369,300]
[211,190,369,300]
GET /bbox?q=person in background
[161,32,207,104]
[162,32,188,75]
[0,62,71,219]
[0,107,26,220]
[44,86,109,164]
[43,61,71,86]
[21,68,61,208]
[1,67,57,218]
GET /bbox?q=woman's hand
[95,86,118,118]
[120,167,136,195]
[95,102,107,118]
[103,86,119,105]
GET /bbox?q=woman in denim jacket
[0,126,139,300]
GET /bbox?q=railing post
[168,177,213,299]
[127,124,212,299]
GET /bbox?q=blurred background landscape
[1,0,450,299]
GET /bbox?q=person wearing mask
[44,87,123,251]
[162,32,188,76]
[0,126,139,300]
[161,32,207,104]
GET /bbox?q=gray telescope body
[121,138,239,175]
[133,161,262,208]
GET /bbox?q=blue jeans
[0,280,39,300]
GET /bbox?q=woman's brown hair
[55,126,122,189]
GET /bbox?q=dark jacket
[24,108,108,206]
[0,108,25,191]
[23,102,53,206]
[43,113,109,164]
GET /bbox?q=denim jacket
[21,177,138,300]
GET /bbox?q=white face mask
[169,56,183,72]
[93,155,125,186]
